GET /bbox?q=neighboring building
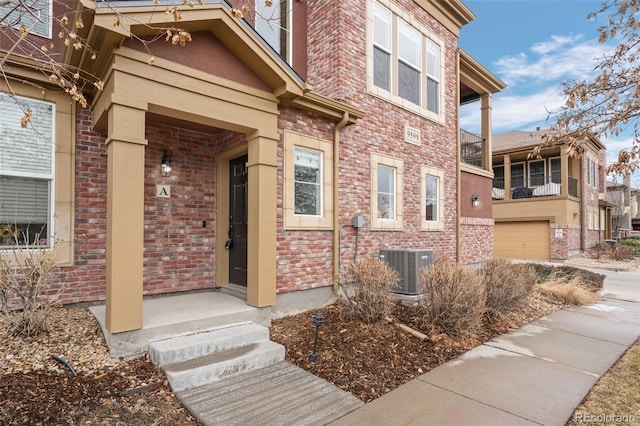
[607,174,640,237]
[491,129,609,260]
[0,0,504,333]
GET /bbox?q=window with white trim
[0,94,54,247]
[550,157,561,184]
[397,20,421,105]
[373,1,392,92]
[256,0,292,63]
[293,147,322,216]
[377,165,396,220]
[369,0,445,120]
[371,153,403,230]
[528,159,545,187]
[283,131,333,230]
[426,39,440,114]
[0,0,52,38]
[421,166,444,231]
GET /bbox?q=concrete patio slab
[486,323,628,375]
[330,378,536,426]
[532,309,640,346]
[417,345,599,425]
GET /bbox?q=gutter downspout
[333,112,350,296]
[455,50,461,263]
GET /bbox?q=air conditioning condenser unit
[379,249,434,295]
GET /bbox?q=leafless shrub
[537,276,601,306]
[339,257,400,323]
[416,259,485,339]
[480,259,536,316]
[610,245,635,261]
[0,228,61,337]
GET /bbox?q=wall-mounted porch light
[161,150,173,177]
[472,195,480,207]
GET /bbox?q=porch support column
[560,146,569,197]
[246,132,278,307]
[480,94,492,170]
[503,155,511,200]
[105,104,147,333]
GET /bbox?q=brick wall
[460,217,494,265]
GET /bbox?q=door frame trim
[216,145,248,291]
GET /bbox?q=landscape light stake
[309,312,324,362]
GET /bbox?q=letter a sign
[156,184,171,198]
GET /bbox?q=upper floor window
[586,156,598,188]
[550,157,561,184]
[0,0,52,39]
[369,0,444,121]
[0,94,54,247]
[373,2,392,91]
[528,159,545,187]
[397,20,421,105]
[256,0,291,63]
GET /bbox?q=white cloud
[494,37,612,85]
[460,88,566,133]
[531,34,584,54]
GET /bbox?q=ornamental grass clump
[339,257,399,323]
[417,259,485,339]
[479,258,536,316]
[0,228,60,337]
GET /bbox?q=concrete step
[163,340,285,392]
[176,361,364,426]
[149,322,269,367]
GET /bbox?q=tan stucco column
[503,155,511,200]
[560,146,569,197]
[480,94,492,171]
[246,132,278,307]
[105,104,147,333]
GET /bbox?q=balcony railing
[492,176,578,199]
[460,129,485,168]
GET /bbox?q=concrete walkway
[331,269,640,426]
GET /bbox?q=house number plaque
[404,125,421,146]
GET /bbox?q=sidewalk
[330,270,640,426]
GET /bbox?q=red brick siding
[460,217,494,264]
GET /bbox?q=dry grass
[536,276,601,306]
[569,340,640,425]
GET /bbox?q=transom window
[0,0,52,38]
[293,147,322,216]
[0,94,54,247]
[370,0,444,120]
[256,0,292,63]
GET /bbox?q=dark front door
[228,155,248,286]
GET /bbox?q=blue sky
[458,0,638,185]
